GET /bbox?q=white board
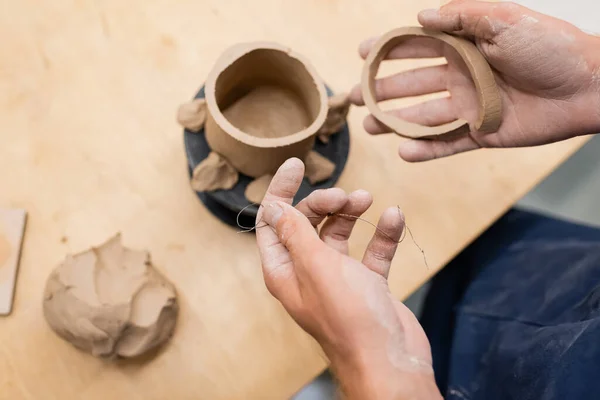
[0,209,27,315]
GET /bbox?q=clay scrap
[177,98,207,133]
[0,209,27,316]
[244,174,273,204]
[304,151,336,185]
[43,234,178,359]
[361,27,502,139]
[318,93,351,143]
[191,152,239,192]
[178,41,350,196]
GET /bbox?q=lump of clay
[43,234,178,359]
[318,93,351,143]
[304,151,336,185]
[244,174,273,204]
[177,98,207,132]
[191,152,239,191]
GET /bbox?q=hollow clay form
[43,234,178,359]
[362,27,502,139]
[177,98,207,133]
[191,152,238,192]
[179,42,349,192]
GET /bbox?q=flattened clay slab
[0,209,27,316]
[177,99,207,133]
[318,93,351,143]
[244,175,273,204]
[191,152,239,192]
[304,151,335,185]
[361,27,502,139]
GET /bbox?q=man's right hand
[255,159,442,400]
[350,0,600,161]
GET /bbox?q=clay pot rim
[205,41,329,148]
[361,27,502,139]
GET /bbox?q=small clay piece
[318,93,351,144]
[203,42,330,178]
[177,98,207,132]
[191,152,239,192]
[244,174,273,204]
[43,234,178,359]
[304,151,336,185]
[361,27,502,139]
[0,209,27,316]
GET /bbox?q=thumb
[262,201,321,261]
[418,1,517,40]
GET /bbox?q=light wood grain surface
[0,0,588,398]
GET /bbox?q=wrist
[582,33,600,134]
[327,347,442,400]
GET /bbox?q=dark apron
[421,209,600,400]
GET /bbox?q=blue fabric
[420,209,600,400]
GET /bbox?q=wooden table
[0,0,588,398]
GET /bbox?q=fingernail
[263,202,284,226]
[419,8,439,21]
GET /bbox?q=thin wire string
[237,203,428,269]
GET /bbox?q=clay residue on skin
[343,263,433,374]
[560,30,576,43]
[494,12,596,101]
[386,332,434,373]
[245,174,273,204]
[43,234,178,359]
[177,98,207,132]
[304,151,335,185]
[191,152,239,192]
[520,14,539,24]
[481,15,511,35]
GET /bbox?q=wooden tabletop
[0,0,588,398]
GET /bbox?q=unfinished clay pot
[204,42,329,178]
[180,42,351,225]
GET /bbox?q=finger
[358,36,444,60]
[398,134,481,162]
[350,65,448,106]
[362,207,405,279]
[256,158,304,304]
[295,188,349,227]
[418,1,513,40]
[259,158,304,208]
[319,190,373,254]
[262,201,324,268]
[363,97,457,135]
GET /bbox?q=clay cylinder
[204,42,328,178]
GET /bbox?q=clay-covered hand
[350,0,600,161]
[255,158,441,400]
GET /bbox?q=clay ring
[361,27,502,139]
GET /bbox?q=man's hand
[255,158,442,399]
[350,0,600,161]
